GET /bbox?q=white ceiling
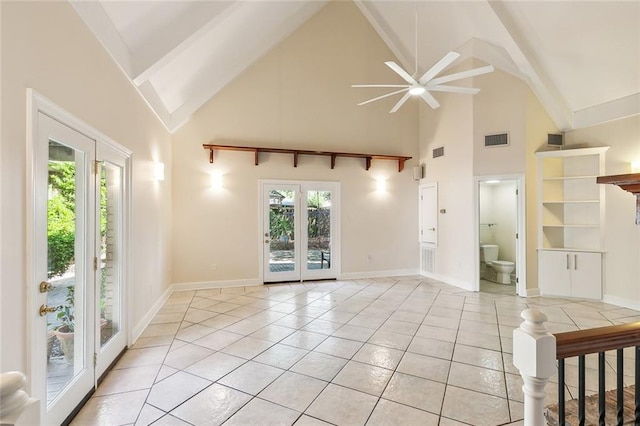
[71,0,640,133]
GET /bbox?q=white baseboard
[521,288,540,297]
[603,294,640,311]
[420,271,474,291]
[340,269,420,280]
[131,286,173,344]
[172,278,262,292]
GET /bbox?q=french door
[261,181,340,283]
[30,108,128,424]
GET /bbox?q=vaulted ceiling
[71,0,639,133]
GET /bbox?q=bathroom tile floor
[71,276,640,426]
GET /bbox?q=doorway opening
[474,175,525,296]
[260,180,340,283]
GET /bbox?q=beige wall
[1,2,172,373]
[565,115,640,308]
[171,1,420,285]
[419,63,559,291]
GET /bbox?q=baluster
[559,359,565,425]
[599,352,605,425]
[617,348,624,425]
[579,355,585,425]
[635,346,639,424]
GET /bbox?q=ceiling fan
[352,51,495,113]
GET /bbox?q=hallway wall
[0,1,173,374]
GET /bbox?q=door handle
[428,228,435,231]
[574,254,577,270]
[39,304,58,317]
[566,254,570,270]
[39,281,52,293]
[264,239,270,244]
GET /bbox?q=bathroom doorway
[474,175,525,296]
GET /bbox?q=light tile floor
[71,276,640,426]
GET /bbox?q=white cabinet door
[571,252,602,300]
[539,250,602,299]
[539,250,571,297]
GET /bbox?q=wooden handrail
[554,321,640,359]
[202,144,412,172]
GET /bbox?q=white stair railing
[0,371,40,425]
[513,309,556,426]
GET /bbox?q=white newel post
[513,309,556,426]
[0,371,40,426]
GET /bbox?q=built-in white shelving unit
[536,146,609,299]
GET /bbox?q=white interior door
[33,112,95,425]
[420,183,438,246]
[262,181,340,283]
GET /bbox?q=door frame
[472,174,526,296]
[258,179,341,283]
[26,89,132,417]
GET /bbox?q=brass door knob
[39,304,58,317]
[265,239,270,244]
[39,281,52,293]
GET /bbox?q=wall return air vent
[433,147,444,158]
[485,133,509,147]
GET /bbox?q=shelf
[542,200,599,204]
[543,224,599,228]
[538,248,605,253]
[542,175,598,181]
[202,144,412,172]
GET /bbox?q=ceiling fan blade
[357,88,410,106]
[418,51,460,85]
[420,91,440,109]
[390,91,412,113]
[427,85,481,95]
[428,65,495,86]
[384,61,418,85]
[352,84,411,88]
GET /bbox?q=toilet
[480,244,515,285]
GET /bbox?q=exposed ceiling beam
[487,0,573,131]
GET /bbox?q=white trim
[573,93,640,130]
[420,272,474,291]
[473,174,526,296]
[172,278,262,291]
[130,286,172,343]
[522,288,540,297]
[341,269,420,280]
[603,295,640,312]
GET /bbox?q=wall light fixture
[153,162,165,181]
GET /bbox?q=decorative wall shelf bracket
[203,144,412,172]
[597,173,640,224]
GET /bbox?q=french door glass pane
[99,162,121,348]
[269,189,295,273]
[306,190,331,271]
[46,140,85,404]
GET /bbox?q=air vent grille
[421,247,435,274]
[433,147,444,158]
[547,133,564,147]
[485,133,509,147]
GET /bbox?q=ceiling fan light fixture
[409,86,426,96]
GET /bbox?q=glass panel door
[95,145,127,378]
[262,182,339,283]
[263,184,300,282]
[36,113,95,424]
[304,190,332,275]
